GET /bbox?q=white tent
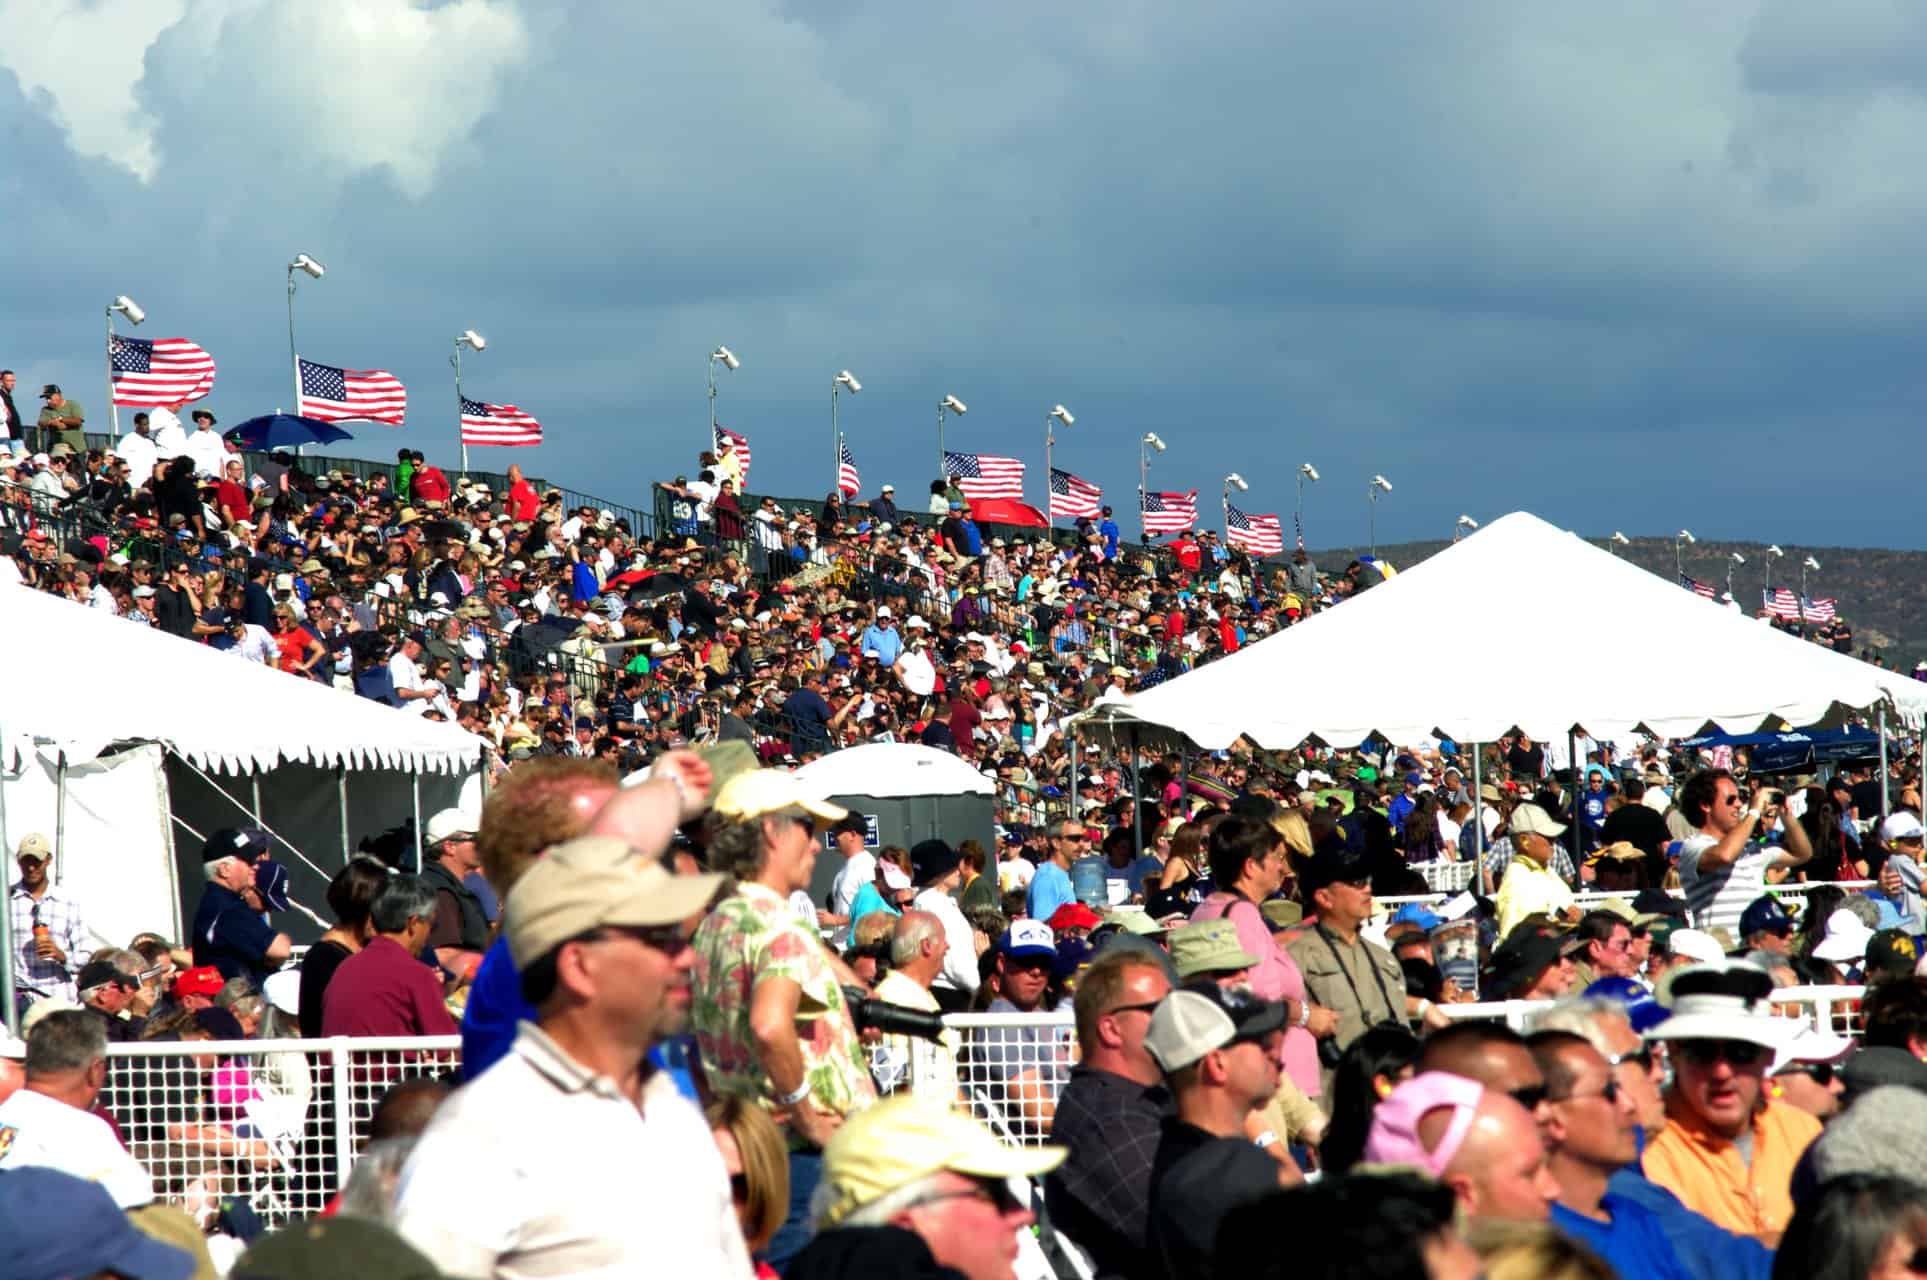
[1076,511,1927,751]
[793,742,994,799]
[0,582,486,945]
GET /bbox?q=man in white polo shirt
[0,1009,154,1208]
[394,835,743,1278]
[1673,770,1811,936]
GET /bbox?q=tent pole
[54,752,67,886]
[411,772,424,874]
[250,772,264,830]
[1879,706,1891,821]
[337,766,350,865]
[1131,728,1144,864]
[1568,730,1582,870]
[1470,742,1484,863]
[0,720,17,1036]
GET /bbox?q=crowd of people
[6,415,1927,1277]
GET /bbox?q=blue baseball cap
[1000,919,1057,960]
[1,1167,195,1280]
[1389,904,1443,932]
[1583,976,1669,1032]
[1739,896,1794,938]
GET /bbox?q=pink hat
[1362,1071,1485,1177]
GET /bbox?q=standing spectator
[0,1010,155,1207]
[34,384,83,456]
[297,855,388,1039]
[0,369,22,453]
[9,832,87,1008]
[319,876,458,1039]
[827,812,878,936]
[1674,770,1812,935]
[180,409,226,478]
[869,911,960,1098]
[190,828,291,987]
[1365,1071,1560,1222]
[1144,986,1295,1280]
[1526,1030,1695,1280]
[690,770,877,1271]
[907,839,980,1011]
[418,807,489,981]
[387,630,438,714]
[1046,948,1174,1280]
[395,836,743,1277]
[505,462,539,522]
[1027,819,1085,923]
[1641,967,1822,1244]
[1290,847,1442,1066]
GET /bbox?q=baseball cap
[2,1167,195,1280]
[263,969,301,1018]
[909,838,962,887]
[231,1216,453,1280]
[1739,896,1794,938]
[1362,1071,1485,1177]
[15,832,51,862]
[76,959,137,993]
[710,770,849,825]
[1046,902,1103,934]
[172,966,225,999]
[200,827,268,863]
[1145,985,1286,1073]
[1866,928,1920,981]
[1299,846,1372,894]
[1582,976,1669,1032]
[424,807,479,846]
[1167,918,1259,979]
[1389,903,1443,932]
[1508,802,1568,838]
[1880,812,1926,843]
[504,835,723,969]
[816,1094,1065,1228]
[999,919,1057,960]
[1666,928,1726,965]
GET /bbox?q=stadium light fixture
[1050,404,1073,426]
[286,254,329,436]
[457,330,486,352]
[936,395,967,474]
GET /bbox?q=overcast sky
[8,1,1927,550]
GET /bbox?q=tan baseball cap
[15,832,51,862]
[504,836,722,968]
[711,770,849,825]
[817,1094,1064,1228]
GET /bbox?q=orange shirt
[1641,1092,1821,1242]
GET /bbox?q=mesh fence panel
[99,1037,460,1228]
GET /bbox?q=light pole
[287,254,325,410]
[1454,514,1478,543]
[1139,432,1167,542]
[707,345,739,449]
[104,295,144,436]
[1367,474,1393,557]
[451,330,486,476]
[1295,462,1319,549]
[831,370,860,493]
[1764,544,1783,603]
[1609,531,1630,556]
[1801,554,1821,605]
[937,394,967,479]
[1674,529,1696,579]
[1045,405,1074,530]
[1224,472,1248,543]
[1727,551,1745,600]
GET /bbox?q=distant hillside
[1307,533,1927,670]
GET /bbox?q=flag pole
[831,378,840,495]
[105,308,120,438]
[1044,410,1053,534]
[452,340,468,479]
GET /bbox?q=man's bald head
[1417,1021,1551,1133]
[1430,1090,1559,1223]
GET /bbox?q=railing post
[331,1036,355,1191]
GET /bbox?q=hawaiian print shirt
[690,881,876,1126]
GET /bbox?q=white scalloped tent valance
[0,582,484,775]
[1073,511,1927,751]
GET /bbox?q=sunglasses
[1605,1047,1655,1075]
[912,1177,1026,1216]
[1104,1000,1163,1020]
[1554,1078,1622,1105]
[1778,1062,1836,1086]
[1676,1039,1770,1068]
[1507,1084,1548,1111]
[592,924,691,955]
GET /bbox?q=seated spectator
[969,920,1069,1137]
[76,957,147,1042]
[2,1166,196,1280]
[1215,1170,1482,1280]
[1317,1023,1421,1175]
[1464,1218,1615,1280]
[1364,1071,1559,1222]
[319,876,458,1039]
[706,1093,790,1268]
[0,1009,155,1207]
[1773,1173,1927,1280]
[235,1216,447,1280]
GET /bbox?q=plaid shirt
[1481,835,1577,886]
[9,880,90,1003]
[1044,1066,1174,1280]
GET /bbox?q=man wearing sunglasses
[1641,963,1824,1244]
[1674,769,1812,937]
[1027,819,1088,924]
[1528,1030,1696,1280]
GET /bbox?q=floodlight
[290,254,325,279]
[1804,555,1821,571]
[1225,473,1248,491]
[1611,531,1629,545]
[1371,474,1393,492]
[1731,552,1746,565]
[942,395,967,414]
[1050,404,1073,425]
[457,330,486,351]
[1766,544,1783,558]
[1142,433,1166,452]
[712,346,740,370]
[835,370,861,392]
[1457,515,1478,529]
[1299,463,1319,481]
[109,295,145,325]
[1678,530,1695,544]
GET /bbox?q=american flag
[298,358,406,425]
[110,336,214,406]
[1141,488,1198,535]
[1762,587,1802,619]
[460,398,542,447]
[1049,467,1102,520]
[1802,596,1837,622]
[943,450,1025,502]
[714,426,751,482]
[1679,574,1716,599]
[837,438,861,496]
[1225,503,1284,555]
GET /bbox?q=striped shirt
[1676,836,1779,934]
[9,881,90,1003]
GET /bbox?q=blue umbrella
[225,413,354,450]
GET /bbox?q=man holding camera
[1673,771,1812,936]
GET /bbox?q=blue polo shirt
[190,883,278,986]
[1028,861,1076,922]
[1552,1192,1695,1280]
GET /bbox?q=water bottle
[1070,855,1108,907]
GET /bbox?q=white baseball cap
[1880,812,1925,843]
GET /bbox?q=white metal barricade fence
[1435,986,1866,1035]
[98,1036,460,1227]
[1377,879,1875,911]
